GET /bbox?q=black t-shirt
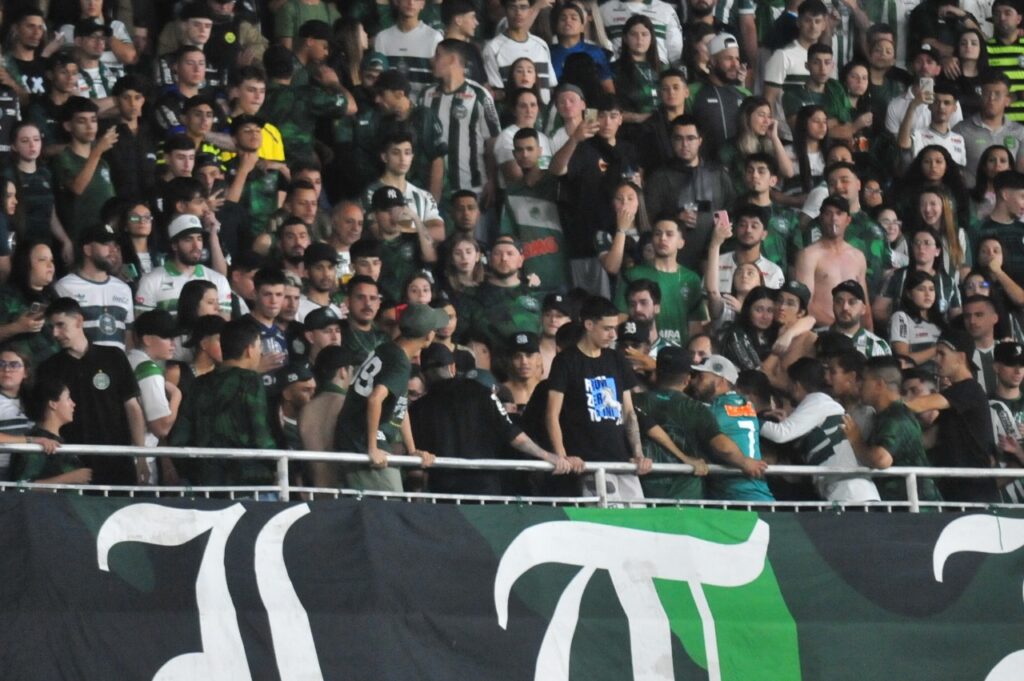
[36,344,140,485]
[562,137,639,258]
[410,377,522,495]
[931,377,1000,503]
[547,345,637,462]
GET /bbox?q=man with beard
[706,206,785,295]
[829,280,891,357]
[643,115,735,269]
[135,214,232,318]
[276,217,311,280]
[686,34,750,161]
[2,8,48,102]
[793,196,869,327]
[340,274,389,364]
[55,223,135,350]
[683,0,757,79]
[624,279,676,356]
[463,236,544,356]
[297,242,342,322]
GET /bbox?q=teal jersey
[707,391,774,502]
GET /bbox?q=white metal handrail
[2,443,1022,512]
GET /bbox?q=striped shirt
[54,272,135,350]
[135,262,232,317]
[421,78,501,193]
[374,22,444,100]
[361,179,442,230]
[600,0,684,65]
[764,40,811,93]
[0,393,31,479]
[986,36,1024,95]
[483,33,558,102]
[837,326,893,358]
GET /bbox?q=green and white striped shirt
[421,79,501,193]
[374,22,444,100]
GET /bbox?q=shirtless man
[794,195,870,327]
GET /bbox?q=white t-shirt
[494,124,552,188]
[714,252,786,293]
[127,349,172,450]
[483,33,557,103]
[886,90,964,136]
[134,262,232,317]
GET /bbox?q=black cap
[183,94,216,112]
[230,114,265,135]
[278,362,314,387]
[194,152,220,171]
[184,314,225,348]
[303,242,339,268]
[75,19,112,37]
[304,306,342,331]
[420,342,455,370]
[542,292,573,316]
[297,19,332,41]
[491,235,523,253]
[181,2,215,21]
[313,344,362,381]
[831,279,865,302]
[509,331,540,354]
[910,43,939,62]
[80,222,117,245]
[618,319,651,344]
[995,341,1024,366]
[135,310,178,339]
[656,346,692,376]
[779,280,811,310]
[370,185,406,211]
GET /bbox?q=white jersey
[127,349,171,450]
[54,272,135,350]
[483,33,558,102]
[297,296,343,324]
[494,124,552,188]
[910,128,967,167]
[713,252,785,293]
[362,179,442,225]
[600,0,684,65]
[373,22,443,100]
[134,262,232,318]
[421,78,501,193]
[0,393,31,478]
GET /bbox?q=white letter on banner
[494,520,770,681]
[933,515,1024,681]
[254,503,324,681]
[97,503,252,681]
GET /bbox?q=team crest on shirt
[93,371,110,391]
[452,103,468,119]
[518,295,540,311]
[98,313,117,336]
[1006,137,1019,150]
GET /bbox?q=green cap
[399,303,450,338]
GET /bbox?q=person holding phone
[0,239,59,367]
[884,44,963,140]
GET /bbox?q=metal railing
[2,442,1023,513]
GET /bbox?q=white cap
[709,32,739,56]
[691,354,739,385]
[167,213,203,241]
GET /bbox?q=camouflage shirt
[262,81,349,163]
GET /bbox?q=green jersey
[869,401,943,502]
[760,203,801,271]
[52,147,114,241]
[461,282,543,354]
[500,173,569,293]
[633,388,718,500]
[341,320,390,365]
[706,391,774,502]
[0,286,59,368]
[614,263,707,347]
[378,233,426,304]
[262,81,348,162]
[342,105,448,194]
[334,341,411,454]
[225,158,287,241]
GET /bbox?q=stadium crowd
[0,0,1023,505]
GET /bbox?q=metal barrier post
[906,472,920,514]
[595,468,608,508]
[277,456,290,502]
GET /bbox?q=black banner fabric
[1,493,1023,681]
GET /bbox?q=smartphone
[28,302,45,318]
[713,210,731,229]
[920,77,934,95]
[211,179,227,195]
[584,108,598,123]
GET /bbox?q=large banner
[0,493,1022,680]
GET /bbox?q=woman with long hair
[717,286,778,371]
[783,105,829,204]
[830,60,874,145]
[875,226,963,326]
[443,234,485,295]
[901,145,971,227]
[611,14,661,125]
[0,345,60,480]
[707,262,765,330]
[174,279,221,361]
[889,270,945,367]
[719,96,794,194]
[975,236,1024,338]
[502,57,546,125]
[117,199,160,287]
[0,240,59,367]
[874,204,908,270]
[914,184,970,280]
[681,23,715,83]
[596,180,649,275]
[970,144,1013,227]
[332,18,369,91]
[953,28,988,119]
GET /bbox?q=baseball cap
[361,51,389,71]
[134,309,178,339]
[691,354,740,385]
[297,19,332,41]
[709,32,739,56]
[278,362,314,387]
[509,331,540,354]
[181,2,215,21]
[420,342,455,370]
[617,319,651,345]
[80,222,117,245]
[399,303,450,338]
[168,213,204,241]
[554,83,586,102]
[313,344,363,382]
[995,341,1024,366]
[491,235,523,253]
[993,0,1024,15]
[194,152,220,171]
[76,19,112,37]
[542,292,573,316]
[779,280,811,310]
[304,306,342,331]
[371,185,406,211]
[656,346,692,376]
[910,43,939,63]
[831,279,865,302]
[303,242,339,268]
[184,314,225,348]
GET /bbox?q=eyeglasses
[0,360,25,370]
[129,214,153,223]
